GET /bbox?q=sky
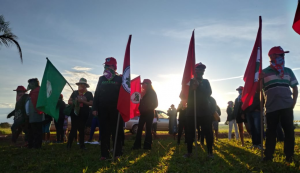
[0,0,300,123]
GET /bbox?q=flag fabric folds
[130,76,141,118]
[293,0,300,35]
[241,16,262,110]
[37,59,67,121]
[179,31,195,103]
[117,35,132,122]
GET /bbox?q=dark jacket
[139,89,158,114]
[7,94,29,122]
[57,99,66,121]
[226,106,234,121]
[245,92,261,112]
[233,97,243,119]
[93,75,122,111]
[186,79,212,117]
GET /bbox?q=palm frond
[0,34,23,63]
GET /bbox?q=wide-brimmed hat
[13,86,27,92]
[141,79,152,85]
[76,78,90,88]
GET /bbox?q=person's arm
[205,80,212,97]
[7,110,15,119]
[92,77,102,114]
[68,91,75,105]
[292,86,298,109]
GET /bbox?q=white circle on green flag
[47,80,52,98]
[131,92,141,104]
[122,66,130,93]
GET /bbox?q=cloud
[211,76,243,82]
[155,17,286,42]
[0,103,14,108]
[72,66,92,71]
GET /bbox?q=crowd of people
[6,46,298,162]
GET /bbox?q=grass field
[0,130,300,173]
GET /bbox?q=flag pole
[194,90,198,158]
[46,57,74,92]
[113,112,121,161]
[259,79,264,160]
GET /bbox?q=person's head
[104,57,117,71]
[268,46,289,65]
[228,101,233,107]
[76,78,89,92]
[236,86,244,95]
[141,79,153,91]
[13,86,27,101]
[27,78,40,90]
[171,104,175,109]
[195,62,206,79]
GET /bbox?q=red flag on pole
[179,30,195,103]
[293,0,300,35]
[117,35,132,122]
[130,76,141,118]
[241,16,262,110]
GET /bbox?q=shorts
[152,123,157,133]
[42,122,51,133]
[212,121,219,131]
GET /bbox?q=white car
[124,110,178,134]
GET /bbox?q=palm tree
[0,15,22,62]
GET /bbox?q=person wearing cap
[233,86,251,146]
[54,94,66,143]
[167,104,177,140]
[92,57,124,160]
[226,101,239,141]
[184,62,214,158]
[260,46,298,162]
[67,78,93,149]
[7,86,29,145]
[26,78,45,149]
[132,79,158,150]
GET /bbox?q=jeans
[67,115,86,148]
[264,108,294,159]
[28,122,43,149]
[186,115,214,154]
[246,111,262,145]
[55,118,64,142]
[133,111,154,149]
[228,119,239,140]
[89,117,101,141]
[99,107,123,157]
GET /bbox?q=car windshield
[157,111,169,119]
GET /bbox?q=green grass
[0,136,300,173]
[0,128,11,135]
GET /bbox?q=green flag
[37,59,67,121]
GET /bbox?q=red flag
[117,35,132,122]
[130,76,141,118]
[179,31,195,103]
[293,0,300,35]
[241,16,262,110]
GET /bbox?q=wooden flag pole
[259,78,264,160]
[113,113,121,161]
[194,90,198,158]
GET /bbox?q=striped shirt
[262,66,298,113]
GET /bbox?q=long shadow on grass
[96,139,172,172]
[165,141,239,173]
[216,141,300,172]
